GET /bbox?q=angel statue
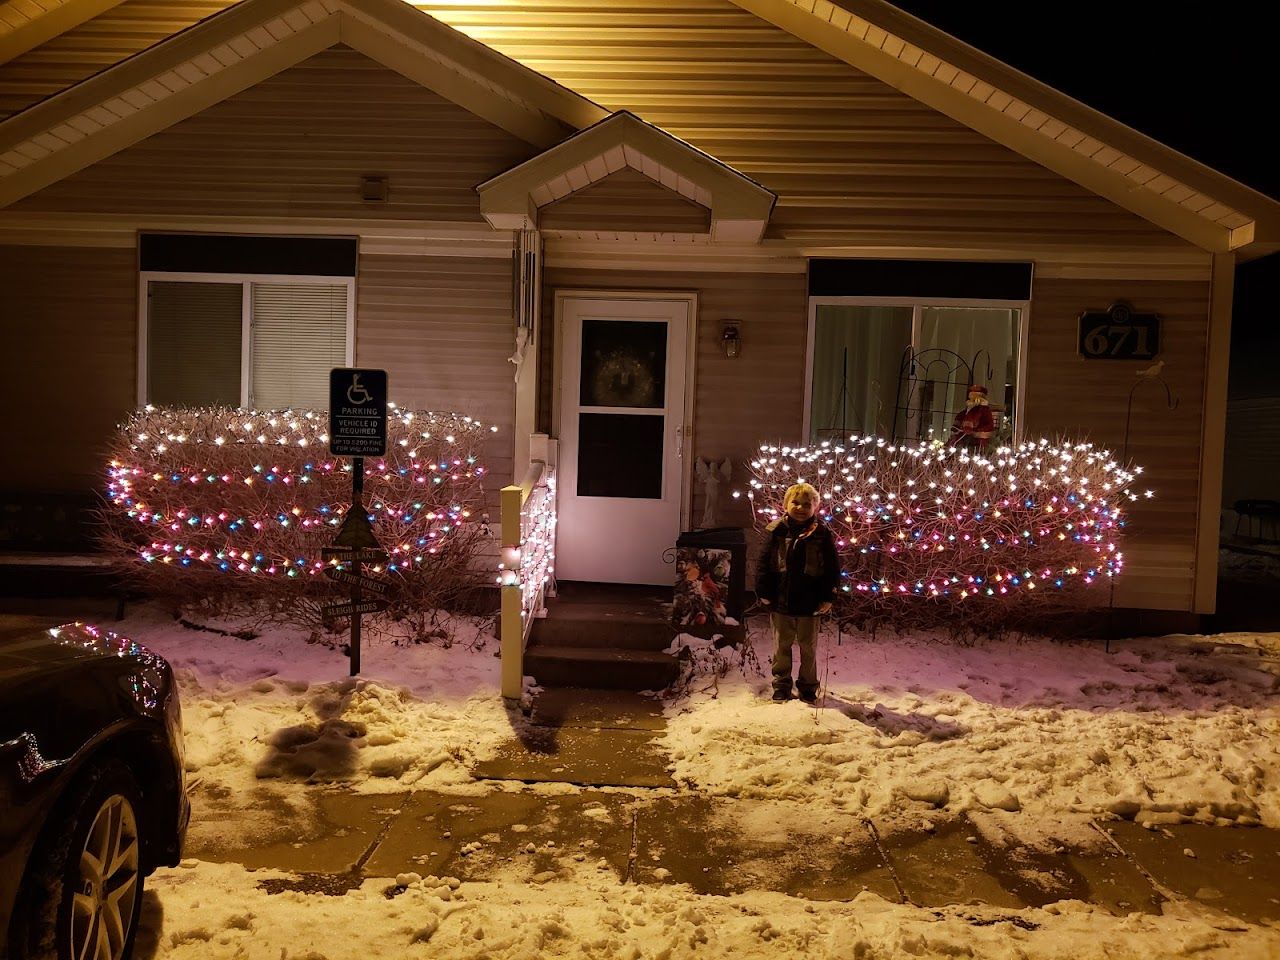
[695,457,733,528]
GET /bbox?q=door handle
[675,424,685,460]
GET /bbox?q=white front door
[556,296,691,585]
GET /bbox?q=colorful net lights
[741,437,1142,607]
[104,405,492,583]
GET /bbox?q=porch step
[529,605,677,651]
[523,645,680,691]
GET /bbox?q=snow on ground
[663,621,1280,831]
[144,860,1278,960]
[99,604,1280,958]
[113,605,512,804]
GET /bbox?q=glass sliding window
[810,305,912,441]
[144,277,350,410]
[146,281,242,406]
[250,283,349,410]
[809,302,1021,444]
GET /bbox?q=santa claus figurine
[951,384,996,450]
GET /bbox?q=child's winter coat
[755,516,841,616]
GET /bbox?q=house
[2,0,1277,620]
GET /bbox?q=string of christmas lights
[738,437,1146,612]
[102,405,495,618]
[518,469,556,624]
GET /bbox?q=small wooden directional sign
[323,599,388,620]
[323,567,390,596]
[321,546,388,563]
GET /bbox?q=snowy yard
[103,605,1280,959]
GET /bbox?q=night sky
[888,1,1278,397]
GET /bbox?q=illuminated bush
[743,437,1146,633]
[101,405,495,628]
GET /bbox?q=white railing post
[499,483,524,705]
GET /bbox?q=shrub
[741,437,1145,635]
[101,405,495,629]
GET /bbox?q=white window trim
[803,295,1031,444]
[137,270,357,408]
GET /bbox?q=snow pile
[663,624,1280,828]
[115,606,509,801]
[144,859,1278,959]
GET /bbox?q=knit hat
[967,384,988,395]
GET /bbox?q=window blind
[147,281,242,406]
[249,283,348,410]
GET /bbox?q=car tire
[11,760,146,960]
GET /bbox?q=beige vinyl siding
[1022,272,1213,611]
[0,0,226,120]
[0,243,136,492]
[412,0,1184,253]
[5,0,1200,254]
[356,253,516,537]
[544,262,1212,611]
[1223,398,1280,508]
[8,45,540,220]
[539,168,712,236]
[541,266,808,533]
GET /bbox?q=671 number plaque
[1077,302,1160,361]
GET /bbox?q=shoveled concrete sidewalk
[185,784,1280,925]
[184,687,1280,925]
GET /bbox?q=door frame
[551,289,700,534]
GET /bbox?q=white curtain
[810,306,912,441]
[919,307,1019,437]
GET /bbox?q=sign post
[327,368,390,675]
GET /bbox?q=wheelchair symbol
[346,374,373,405]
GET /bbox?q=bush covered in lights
[743,437,1146,634]
[102,405,495,629]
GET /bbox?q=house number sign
[1078,302,1160,361]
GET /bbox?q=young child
[755,482,840,702]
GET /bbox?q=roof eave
[731,0,1280,257]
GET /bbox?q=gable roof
[477,110,776,241]
[2,0,1276,260]
[727,0,1280,259]
[0,0,607,207]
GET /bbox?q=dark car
[0,623,188,960]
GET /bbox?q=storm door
[556,296,691,584]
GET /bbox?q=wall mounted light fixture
[722,322,742,359]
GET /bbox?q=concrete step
[530,605,677,650]
[524,644,680,690]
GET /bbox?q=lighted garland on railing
[517,469,557,626]
[101,405,494,620]
[740,437,1146,619]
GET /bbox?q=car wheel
[12,760,146,960]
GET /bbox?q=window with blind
[142,278,351,410]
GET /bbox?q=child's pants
[770,612,818,695]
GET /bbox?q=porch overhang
[476,111,777,243]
